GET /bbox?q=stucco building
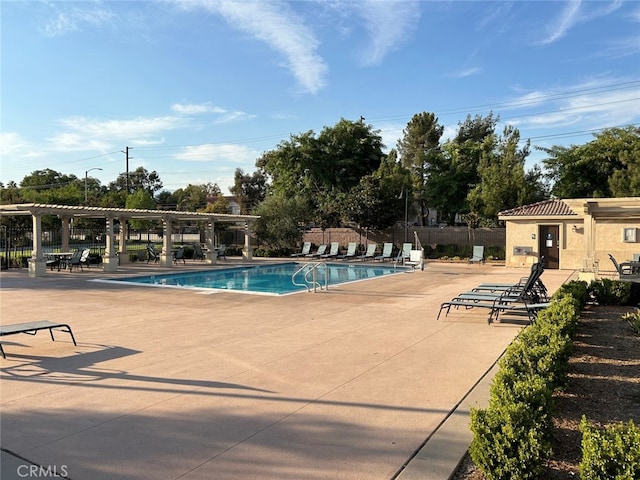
[499,197,640,275]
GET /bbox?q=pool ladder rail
[291,262,329,292]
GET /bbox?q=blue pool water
[109,262,409,295]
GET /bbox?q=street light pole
[404,185,408,244]
[85,167,103,204]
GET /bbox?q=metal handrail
[292,262,329,292]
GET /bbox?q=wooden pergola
[0,203,260,277]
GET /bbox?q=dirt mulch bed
[452,305,640,479]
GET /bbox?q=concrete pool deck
[0,259,576,480]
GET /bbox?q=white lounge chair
[468,245,485,265]
[375,243,393,261]
[357,243,377,261]
[291,242,311,257]
[337,242,357,260]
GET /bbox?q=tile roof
[499,199,577,217]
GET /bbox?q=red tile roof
[499,199,577,217]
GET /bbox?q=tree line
[1,112,638,248]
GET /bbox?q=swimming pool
[107,262,410,295]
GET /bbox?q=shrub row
[468,279,640,479]
[469,288,583,480]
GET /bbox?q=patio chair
[306,244,327,258]
[468,245,485,265]
[374,243,393,261]
[291,242,312,258]
[357,243,377,261]
[337,242,357,260]
[174,246,186,264]
[43,247,59,270]
[147,244,160,263]
[609,254,640,280]
[320,242,340,259]
[192,243,205,261]
[216,244,227,260]
[67,249,89,272]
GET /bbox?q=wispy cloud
[352,0,421,66]
[448,67,482,79]
[41,3,115,37]
[540,0,623,45]
[540,0,582,45]
[46,115,188,151]
[506,78,640,131]
[175,143,261,164]
[172,103,226,115]
[173,0,327,95]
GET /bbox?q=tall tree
[468,126,539,221]
[541,126,639,198]
[109,166,163,196]
[256,118,385,229]
[230,168,268,213]
[344,150,411,230]
[396,112,444,225]
[421,113,499,225]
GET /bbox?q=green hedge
[469,279,638,479]
[469,281,581,479]
[580,417,640,480]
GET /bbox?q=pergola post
[242,221,253,261]
[205,220,216,264]
[103,215,118,272]
[28,213,46,277]
[160,217,173,267]
[116,217,129,264]
[60,215,71,252]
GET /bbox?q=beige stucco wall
[505,217,640,271]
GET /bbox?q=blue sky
[2,0,639,194]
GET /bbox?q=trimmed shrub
[589,278,631,305]
[470,395,552,480]
[580,416,640,480]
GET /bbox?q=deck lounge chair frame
[374,243,393,261]
[357,243,377,261]
[337,242,357,260]
[0,320,77,359]
[291,242,312,258]
[307,244,327,258]
[320,242,340,259]
[438,261,548,324]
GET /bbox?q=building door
[539,225,560,269]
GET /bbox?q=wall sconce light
[531,233,536,239]
[572,225,578,232]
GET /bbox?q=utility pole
[121,146,132,194]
